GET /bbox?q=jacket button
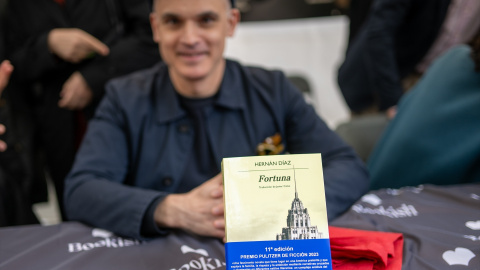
[178,124,190,133]
[162,177,173,187]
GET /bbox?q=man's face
[150,0,239,85]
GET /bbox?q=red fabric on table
[329,226,403,270]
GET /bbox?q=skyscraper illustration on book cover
[276,174,322,240]
[222,154,332,270]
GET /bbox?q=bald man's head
[150,0,236,10]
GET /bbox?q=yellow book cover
[222,154,332,270]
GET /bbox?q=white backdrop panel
[225,15,350,128]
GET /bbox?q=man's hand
[0,60,13,152]
[154,174,225,239]
[58,72,93,110]
[0,124,7,152]
[386,105,397,120]
[48,28,109,63]
[0,60,12,91]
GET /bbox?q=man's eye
[164,17,180,25]
[200,16,216,25]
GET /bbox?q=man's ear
[226,9,240,37]
[150,13,161,43]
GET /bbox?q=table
[332,183,480,269]
[0,222,225,270]
[1,183,479,269]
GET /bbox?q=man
[64,0,368,240]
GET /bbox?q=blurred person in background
[368,29,480,189]
[0,0,40,227]
[4,0,161,220]
[0,61,12,152]
[0,59,39,227]
[338,0,452,117]
[335,0,480,162]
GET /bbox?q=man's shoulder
[226,59,286,89]
[106,63,166,95]
[228,59,284,77]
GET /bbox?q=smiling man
[151,0,238,98]
[64,0,369,240]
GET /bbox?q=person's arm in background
[5,0,160,111]
[57,0,161,111]
[4,1,69,83]
[362,0,412,111]
[47,29,110,110]
[338,0,411,113]
[3,0,110,111]
[0,60,13,152]
[77,0,161,108]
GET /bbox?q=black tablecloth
[332,183,480,270]
[0,222,225,270]
[1,183,479,269]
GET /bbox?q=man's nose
[180,22,200,46]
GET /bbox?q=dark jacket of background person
[0,96,39,226]
[3,0,161,219]
[337,0,451,113]
[368,45,480,190]
[0,0,39,226]
[344,0,374,53]
[64,60,369,240]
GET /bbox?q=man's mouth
[178,51,207,61]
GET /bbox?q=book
[222,153,332,270]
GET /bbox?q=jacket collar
[154,59,246,124]
[215,59,246,110]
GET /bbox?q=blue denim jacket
[64,60,368,239]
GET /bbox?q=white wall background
[225,15,350,128]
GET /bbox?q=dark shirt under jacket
[177,95,218,192]
[338,0,451,112]
[64,60,369,240]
